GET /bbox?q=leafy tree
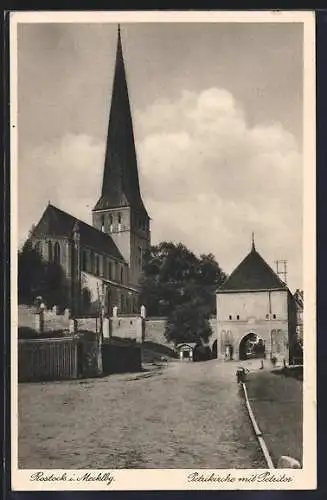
[164,302,213,345]
[139,242,227,317]
[18,240,47,304]
[18,239,70,309]
[43,262,70,310]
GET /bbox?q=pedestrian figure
[160,356,168,367]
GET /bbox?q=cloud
[18,133,104,243]
[135,87,302,290]
[18,87,302,291]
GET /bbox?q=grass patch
[245,370,303,467]
[142,341,178,363]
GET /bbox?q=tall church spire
[251,232,256,252]
[93,25,147,215]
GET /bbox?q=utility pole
[275,260,288,284]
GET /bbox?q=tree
[139,242,227,317]
[18,240,47,304]
[18,239,70,309]
[164,302,213,345]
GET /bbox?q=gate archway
[239,332,265,360]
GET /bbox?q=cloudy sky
[17,20,304,291]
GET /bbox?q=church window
[229,315,232,320]
[48,241,53,263]
[54,242,61,265]
[95,255,100,275]
[138,246,142,268]
[273,314,276,319]
[82,250,88,271]
[236,315,240,320]
[90,252,95,274]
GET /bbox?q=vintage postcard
[10,10,316,491]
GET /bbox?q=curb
[241,381,275,469]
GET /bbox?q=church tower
[93,25,150,287]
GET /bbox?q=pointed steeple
[251,232,256,252]
[94,25,148,215]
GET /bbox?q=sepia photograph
[10,10,316,491]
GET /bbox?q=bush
[18,327,71,340]
[165,302,212,345]
[18,326,39,339]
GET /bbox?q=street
[18,359,266,469]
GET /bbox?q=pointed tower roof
[93,25,148,216]
[219,240,287,292]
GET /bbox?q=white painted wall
[216,289,290,360]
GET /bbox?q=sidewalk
[245,368,303,466]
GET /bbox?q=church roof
[32,204,125,262]
[93,25,149,217]
[219,244,287,292]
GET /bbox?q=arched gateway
[216,237,297,363]
[239,332,265,360]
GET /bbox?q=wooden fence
[18,338,79,382]
[18,337,142,382]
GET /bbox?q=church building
[216,238,297,363]
[28,26,150,315]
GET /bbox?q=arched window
[90,252,94,274]
[54,242,61,265]
[34,241,41,254]
[48,241,53,263]
[276,329,284,353]
[82,250,88,272]
[271,329,277,353]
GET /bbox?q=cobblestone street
[18,359,266,469]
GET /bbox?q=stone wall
[18,305,218,349]
[18,305,70,332]
[110,317,144,343]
